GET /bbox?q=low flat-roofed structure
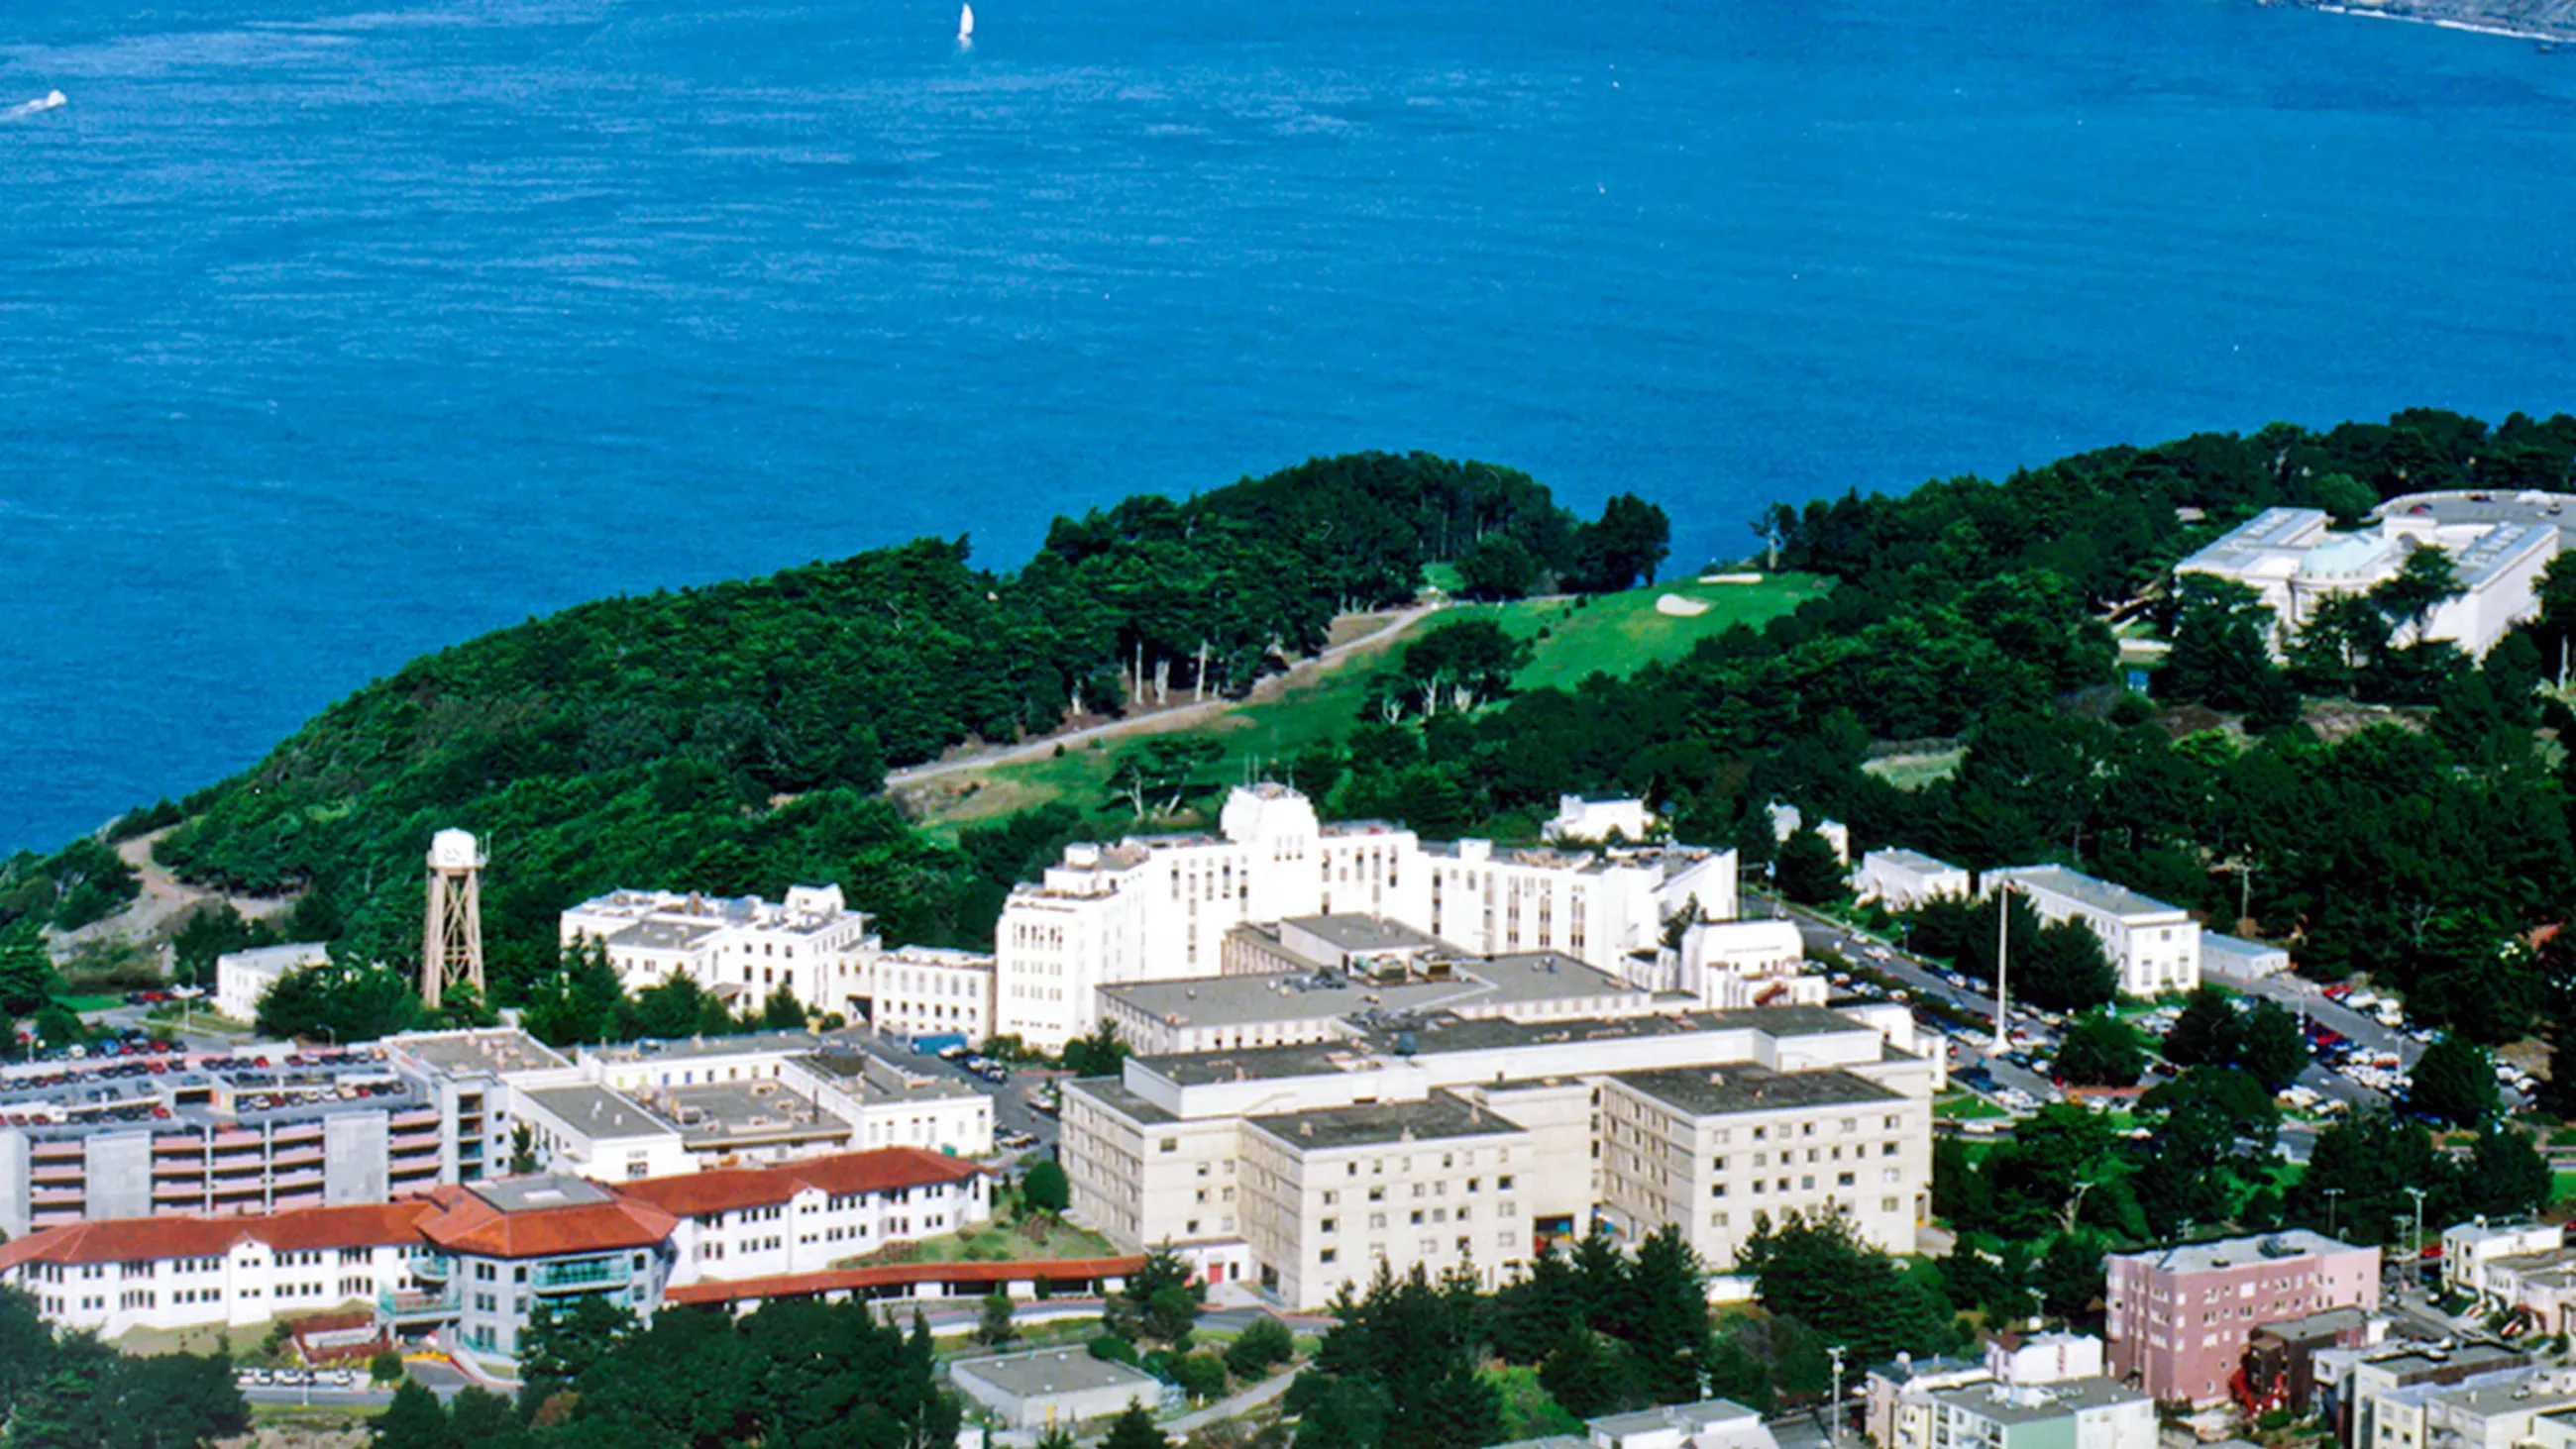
[653,1079,847,1154]
[949,1346,1167,1427]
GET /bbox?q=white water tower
[422,828,486,1009]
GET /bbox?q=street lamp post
[2323,1188,2346,1240]
[1827,1344,1847,1449]
[2404,1187,2429,1291]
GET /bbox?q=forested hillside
[54,409,2576,1060]
[84,453,1664,1004]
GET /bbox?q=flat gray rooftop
[1132,1005,1874,1087]
[1103,971,1465,1029]
[953,1346,1162,1398]
[591,1031,823,1065]
[1281,914,1447,954]
[1991,865,2185,921]
[471,1175,617,1211]
[802,1049,983,1102]
[519,1084,678,1142]
[655,1080,845,1147]
[1863,849,1960,877]
[606,919,720,951]
[1247,1091,1527,1152]
[2125,1229,2364,1276]
[1061,1075,1177,1126]
[391,1029,570,1076]
[1454,952,1632,1004]
[1613,1065,1903,1118]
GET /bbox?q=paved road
[1755,891,2067,1106]
[885,605,1438,790]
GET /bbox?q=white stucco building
[214,943,333,1024]
[1547,795,1658,844]
[2174,505,2557,658]
[1986,866,2200,998]
[993,783,1736,1052]
[1854,850,1971,913]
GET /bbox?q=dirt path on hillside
[52,829,289,958]
[883,603,1442,790]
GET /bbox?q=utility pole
[1827,1344,1846,1449]
[1991,881,2014,1055]
[2404,1187,2429,1291]
[2323,1188,2346,1240]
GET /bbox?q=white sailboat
[958,3,974,43]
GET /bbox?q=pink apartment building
[2105,1230,2381,1406]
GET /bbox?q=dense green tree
[9,1334,116,1449]
[1773,826,1849,906]
[1226,1314,1298,1380]
[978,1286,1019,1347]
[2227,1000,2312,1092]
[515,1293,637,1414]
[1734,1206,1953,1369]
[1111,1248,1198,1346]
[2459,1125,2553,1221]
[0,924,59,1019]
[2038,1234,2106,1323]
[2052,1013,2147,1087]
[1569,494,1673,592]
[170,904,275,989]
[1539,1329,1632,1419]
[255,960,420,1044]
[1624,1225,1716,1406]
[372,1382,454,1449]
[1062,1020,1131,1078]
[1490,1249,1586,1365]
[2162,986,2236,1068]
[2165,576,2290,715]
[1169,1352,1230,1402]
[2373,545,2465,641]
[2411,1035,2501,1126]
[1021,1159,1072,1214]
[1455,536,1544,601]
[759,984,807,1031]
[2288,1110,2459,1246]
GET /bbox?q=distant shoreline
[2298,1,2575,44]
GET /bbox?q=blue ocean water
[1,0,2572,852]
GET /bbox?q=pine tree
[978,1286,1019,1347]
[1103,1402,1171,1449]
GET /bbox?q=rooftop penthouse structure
[2175,505,2556,658]
[995,782,1736,1051]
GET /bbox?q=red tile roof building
[0,1146,992,1361]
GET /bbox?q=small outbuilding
[950,1347,1169,1429]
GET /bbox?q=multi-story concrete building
[2103,1231,2381,1406]
[1649,920,1822,1010]
[2175,505,2557,659]
[1595,1065,1929,1277]
[995,783,1735,1051]
[1061,1004,1938,1309]
[1986,866,2200,998]
[413,1176,681,1360]
[0,1045,449,1239]
[863,946,998,1043]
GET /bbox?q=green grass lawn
[54,994,121,1013]
[1862,748,1967,792]
[2553,1170,2576,1205]
[1934,1092,2009,1122]
[1447,572,1831,694]
[914,575,1828,832]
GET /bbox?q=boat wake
[5,91,67,119]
